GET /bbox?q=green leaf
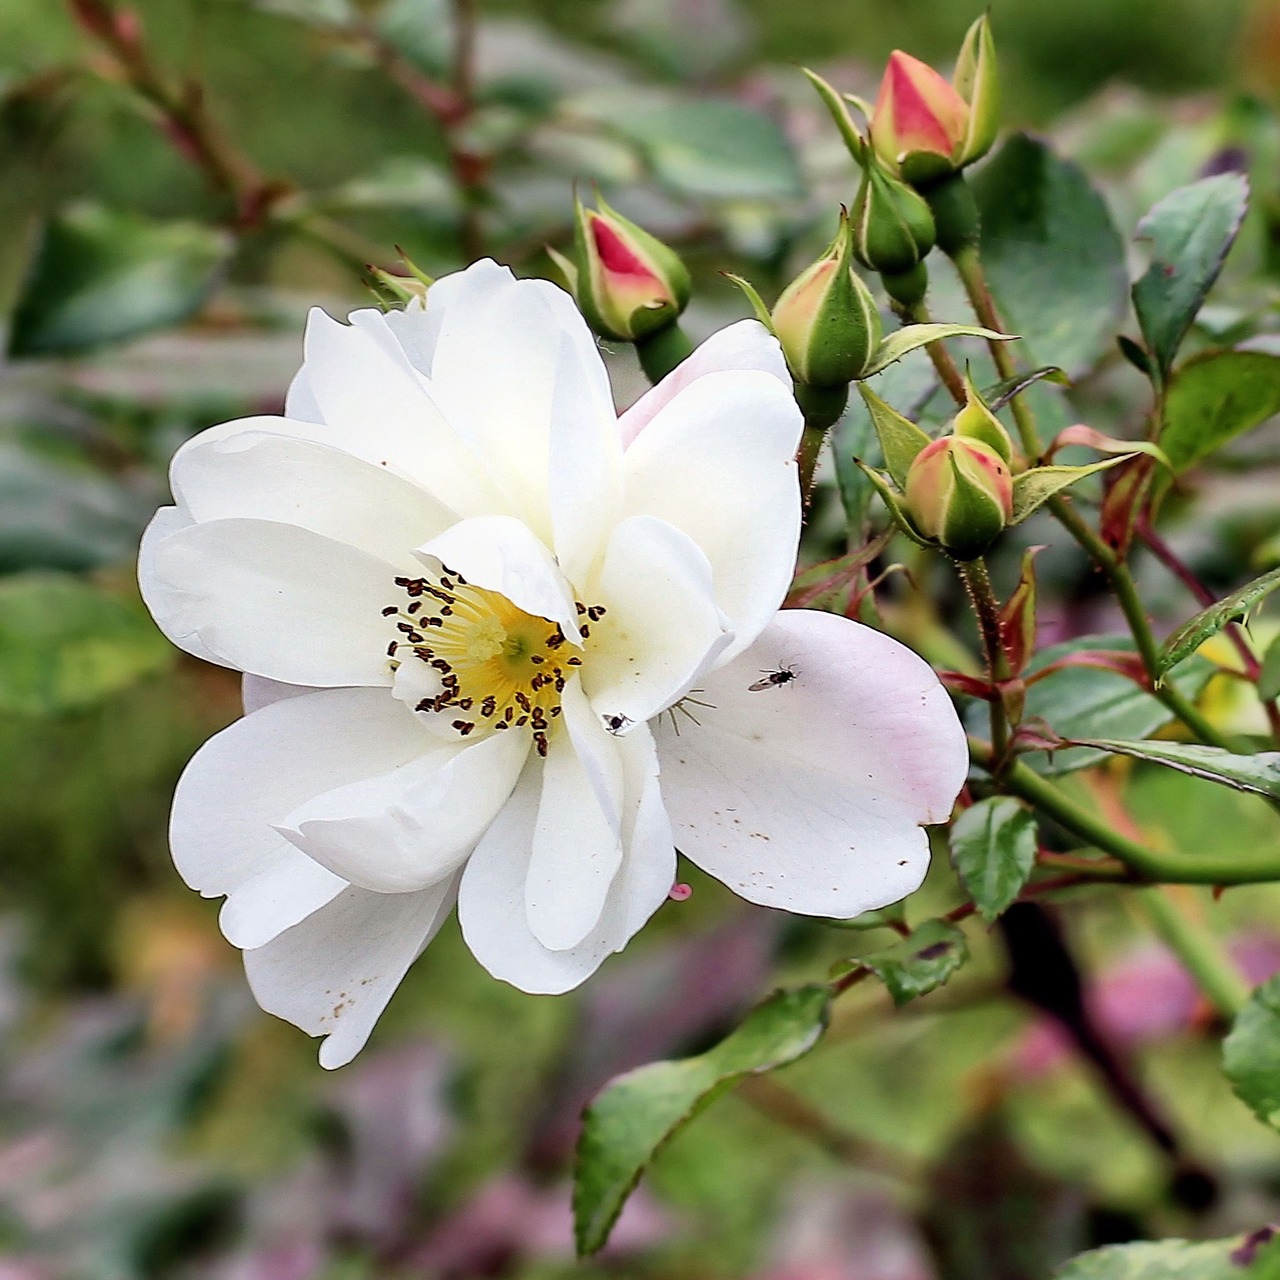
[573,985,830,1256]
[1057,1234,1280,1280]
[858,383,932,488]
[254,0,355,24]
[1260,633,1280,703]
[861,323,1009,378]
[1225,975,1280,1131]
[1116,334,1153,377]
[9,206,232,357]
[835,358,936,536]
[971,133,1128,379]
[991,635,1216,776]
[1160,350,1280,474]
[949,798,1038,923]
[1156,566,1280,678]
[0,574,174,716]
[841,919,969,1005]
[377,0,452,76]
[1010,457,1127,524]
[1067,739,1280,799]
[602,100,802,201]
[984,365,1069,413]
[1131,173,1249,385]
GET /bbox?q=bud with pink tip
[903,435,1013,560]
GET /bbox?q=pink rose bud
[869,14,1000,185]
[903,435,1013,560]
[552,194,690,344]
[770,209,882,389]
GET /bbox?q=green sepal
[954,370,1014,464]
[722,272,775,331]
[954,11,999,166]
[801,67,867,164]
[1009,456,1129,524]
[858,383,932,487]
[939,447,1008,560]
[861,322,1009,378]
[854,459,933,547]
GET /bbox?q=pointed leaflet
[1261,633,1280,703]
[1010,456,1129,524]
[574,985,830,1256]
[836,919,969,1005]
[858,383,931,487]
[1056,1234,1280,1280]
[1155,566,1280,679]
[1159,350,1280,475]
[1225,975,1280,1132]
[950,798,1038,923]
[1067,739,1280,801]
[1131,173,1249,386]
[984,366,1069,414]
[861,323,1009,378]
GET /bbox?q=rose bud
[869,14,1000,186]
[903,435,1013,560]
[552,192,690,344]
[851,155,937,304]
[771,208,882,389]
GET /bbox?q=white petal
[376,259,516,376]
[415,515,582,644]
[144,516,404,686]
[171,430,457,563]
[171,688,435,946]
[426,272,614,538]
[654,609,967,918]
[618,320,790,448]
[300,307,505,517]
[548,335,623,585]
[242,674,314,715]
[526,680,625,951]
[138,504,219,665]
[459,724,674,993]
[582,515,732,726]
[621,370,802,662]
[244,877,458,1069]
[277,728,529,894]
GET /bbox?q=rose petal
[278,728,529,894]
[621,369,802,662]
[654,609,967,918]
[617,320,790,448]
[582,515,731,726]
[171,688,435,947]
[245,877,458,1069]
[459,724,674,993]
[525,680,625,950]
[143,516,406,686]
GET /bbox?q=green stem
[970,737,1280,884]
[794,382,850,506]
[959,558,1010,763]
[1135,887,1250,1019]
[903,300,967,405]
[948,246,1234,751]
[635,322,695,385]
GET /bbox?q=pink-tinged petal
[144,516,406,686]
[870,51,969,162]
[617,319,789,448]
[654,609,967,918]
[245,876,458,1069]
[525,680,625,951]
[277,728,529,894]
[425,272,615,539]
[459,724,674,993]
[300,307,505,518]
[171,430,457,564]
[415,514,582,643]
[621,369,802,661]
[171,688,436,948]
[582,515,731,726]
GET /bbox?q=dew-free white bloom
[138,260,966,1068]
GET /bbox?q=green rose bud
[903,435,1013,560]
[771,210,882,389]
[852,154,937,279]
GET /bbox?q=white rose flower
[138,260,967,1068]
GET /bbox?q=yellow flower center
[383,570,604,757]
